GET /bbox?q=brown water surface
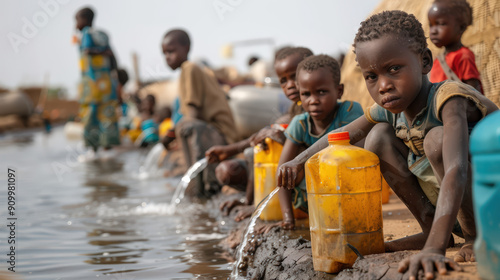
[0,127,232,279]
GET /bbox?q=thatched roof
[341,0,500,108]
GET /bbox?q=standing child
[138,94,159,147]
[206,47,312,220]
[276,11,498,279]
[273,54,363,231]
[428,0,483,93]
[75,7,120,160]
[161,29,237,197]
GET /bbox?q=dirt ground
[219,192,479,280]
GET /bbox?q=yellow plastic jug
[254,137,284,221]
[305,131,384,273]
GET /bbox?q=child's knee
[365,123,396,154]
[215,160,248,190]
[423,127,443,165]
[176,119,206,139]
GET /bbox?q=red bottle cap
[280,124,289,129]
[328,131,350,142]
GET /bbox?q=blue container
[470,110,500,280]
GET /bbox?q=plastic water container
[253,131,308,221]
[305,131,385,273]
[470,110,500,280]
[254,137,285,221]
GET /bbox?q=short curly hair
[353,10,427,55]
[275,47,313,62]
[164,29,191,47]
[296,54,341,86]
[433,0,473,27]
[77,7,94,23]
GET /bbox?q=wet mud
[217,193,480,280]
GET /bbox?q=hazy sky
[1,0,378,98]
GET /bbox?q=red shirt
[430,46,483,93]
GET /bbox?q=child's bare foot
[453,242,475,262]
[233,205,255,222]
[256,220,295,234]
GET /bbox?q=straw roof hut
[341,0,500,109]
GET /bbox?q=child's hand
[205,145,233,163]
[277,159,304,190]
[398,248,461,280]
[250,127,286,146]
[219,198,245,216]
[161,129,176,150]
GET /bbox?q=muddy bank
[217,193,480,280]
[336,250,478,280]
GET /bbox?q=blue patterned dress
[78,26,120,148]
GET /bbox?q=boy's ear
[422,48,433,74]
[460,23,467,33]
[337,84,344,100]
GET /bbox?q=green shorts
[408,153,463,237]
[408,154,440,206]
[292,179,308,213]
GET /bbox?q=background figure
[161,28,238,197]
[139,94,159,147]
[75,7,120,159]
[428,0,483,93]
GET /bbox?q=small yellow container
[305,131,385,273]
[254,137,284,221]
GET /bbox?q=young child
[138,94,159,147]
[428,0,483,93]
[276,10,498,279]
[161,28,237,197]
[205,47,312,220]
[75,7,121,160]
[157,106,173,139]
[273,54,364,231]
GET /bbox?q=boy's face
[142,98,154,112]
[297,68,343,122]
[428,3,464,48]
[162,36,189,70]
[355,35,430,114]
[75,15,88,31]
[274,54,303,103]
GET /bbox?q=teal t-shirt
[285,101,363,147]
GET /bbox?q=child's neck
[403,78,433,124]
[310,106,337,135]
[444,41,463,54]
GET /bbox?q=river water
[0,127,232,280]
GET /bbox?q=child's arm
[399,97,471,279]
[205,138,251,163]
[180,64,207,121]
[249,126,286,147]
[276,139,304,229]
[463,79,482,93]
[183,105,201,120]
[277,116,374,190]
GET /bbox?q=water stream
[229,187,280,279]
[170,158,208,206]
[137,143,165,179]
